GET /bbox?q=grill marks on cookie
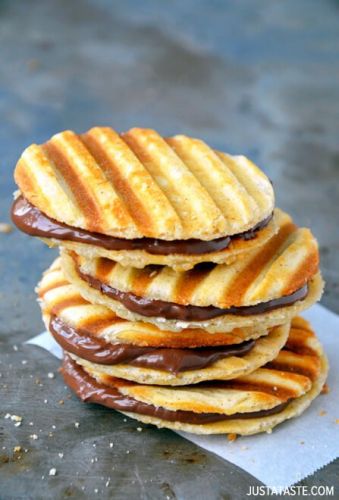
[75,209,318,308]
[38,259,258,347]
[15,127,274,239]
[166,136,259,223]
[90,318,321,413]
[215,318,321,401]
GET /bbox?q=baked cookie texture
[65,209,319,308]
[13,125,328,437]
[38,259,289,385]
[62,317,328,435]
[14,127,274,241]
[39,213,277,271]
[62,241,324,333]
[37,258,272,347]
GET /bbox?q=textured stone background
[0,1,338,498]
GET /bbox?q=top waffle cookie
[14,127,274,241]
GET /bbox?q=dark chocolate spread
[11,195,273,255]
[61,355,290,424]
[50,315,255,373]
[78,269,309,321]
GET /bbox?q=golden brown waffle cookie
[60,209,323,333]
[42,214,277,271]
[38,258,271,347]
[68,209,318,307]
[13,126,275,270]
[63,317,328,435]
[38,259,289,385]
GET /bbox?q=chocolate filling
[11,196,273,255]
[50,315,255,373]
[78,269,309,321]
[61,355,290,425]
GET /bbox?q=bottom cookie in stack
[37,260,328,436]
[61,317,328,436]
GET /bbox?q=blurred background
[0,1,339,496]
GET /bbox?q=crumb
[21,360,27,365]
[58,452,64,458]
[227,433,237,442]
[109,443,113,448]
[14,421,22,427]
[48,372,54,379]
[29,434,38,440]
[4,413,11,419]
[321,383,330,395]
[136,427,142,432]
[90,458,94,464]
[74,422,80,428]
[11,415,22,422]
[335,419,339,424]
[319,410,327,416]
[94,489,98,494]
[126,450,130,454]
[241,446,248,450]
[58,400,64,405]
[13,345,18,351]
[49,468,57,476]
[0,223,12,233]
[48,432,53,437]
[266,428,272,434]
[105,480,110,487]
[29,422,34,426]
[13,446,21,453]
[300,441,305,445]
[52,425,56,429]
[44,400,48,404]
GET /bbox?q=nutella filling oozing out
[50,316,255,373]
[61,355,290,425]
[77,268,309,321]
[11,195,273,256]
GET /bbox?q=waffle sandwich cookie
[60,317,328,436]
[60,209,323,333]
[13,125,328,438]
[12,127,276,270]
[38,259,289,386]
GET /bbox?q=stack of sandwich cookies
[12,126,328,437]
[38,259,290,386]
[37,261,327,435]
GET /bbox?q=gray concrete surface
[0,0,338,498]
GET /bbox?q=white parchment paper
[27,303,339,488]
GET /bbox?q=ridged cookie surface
[70,317,328,434]
[63,322,289,386]
[121,354,327,435]
[68,209,319,308]
[42,212,277,271]
[37,258,272,348]
[14,127,274,241]
[62,248,323,332]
